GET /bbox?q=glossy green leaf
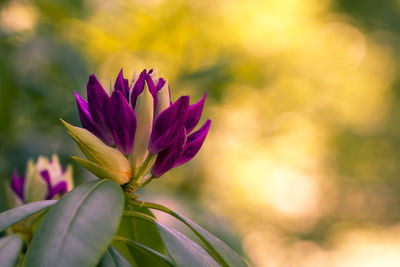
[0,234,24,267]
[24,179,124,267]
[112,203,139,266]
[113,236,172,267]
[0,200,56,232]
[129,204,165,253]
[124,211,219,267]
[159,224,219,267]
[98,245,132,267]
[129,200,248,267]
[113,203,165,266]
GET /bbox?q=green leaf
[159,224,219,267]
[24,179,125,267]
[112,203,139,266]
[129,200,248,267]
[0,234,24,267]
[98,245,132,267]
[113,236,172,267]
[123,211,219,267]
[0,200,56,232]
[129,204,165,253]
[112,203,165,266]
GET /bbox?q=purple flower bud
[123,78,130,98]
[148,96,189,154]
[75,91,108,142]
[10,170,24,201]
[175,119,211,167]
[184,93,207,134]
[66,67,211,185]
[106,91,137,155]
[156,78,166,92]
[151,127,187,178]
[130,70,147,109]
[9,155,74,205]
[144,73,158,107]
[40,170,68,200]
[87,74,114,146]
[47,181,68,200]
[114,69,129,100]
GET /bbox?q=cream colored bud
[131,83,154,170]
[61,119,132,184]
[24,159,48,202]
[154,80,170,118]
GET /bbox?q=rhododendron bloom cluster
[63,68,210,188]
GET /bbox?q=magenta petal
[40,170,67,199]
[48,181,68,199]
[123,78,130,98]
[114,69,128,99]
[151,127,187,178]
[106,91,137,155]
[11,169,24,201]
[87,74,114,146]
[75,91,108,142]
[149,96,190,154]
[144,73,158,108]
[155,78,166,92]
[130,69,147,109]
[40,170,51,185]
[184,93,207,133]
[175,119,211,167]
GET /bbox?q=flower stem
[127,199,229,267]
[139,175,155,187]
[122,179,140,198]
[134,153,156,181]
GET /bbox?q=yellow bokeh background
[2,0,400,266]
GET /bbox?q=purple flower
[70,68,211,185]
[8,155,74,205]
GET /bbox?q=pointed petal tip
[149,95,190,154]
[88,73,98,82]
[174,119,211,168]
[184,94,207,133]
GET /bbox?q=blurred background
[2,0,400,266]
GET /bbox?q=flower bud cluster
[64,68,211,188]
[7,155,73,207]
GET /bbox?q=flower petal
[148,96,189,154]
[74,91,108,142]
[10,170,24,201]
[144,72,158,109]
[184,93,207,134]
[130,69,147,109]
[175,119,211,167]
[24,159,48,202]
[72,156,131,184]
[155,78,166,92]
[131,82,154,169]
[114,69,129,100]
[151,127,187,178]
[106,91,137,155]
[61,119,132,182]
[154,80,171,118]
[123,78,130,98]
[87,74,114,146]
[48,181,68,200]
